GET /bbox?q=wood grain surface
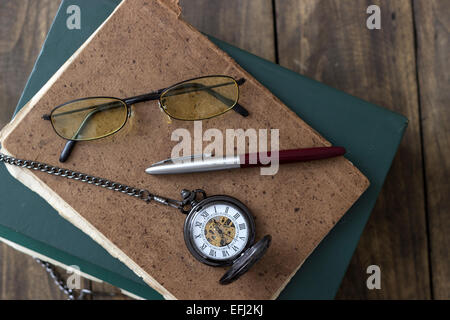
[413,0,450,300]
[181,0,276,62]
[0,243,68,299]
[0,0,448,299]
[0,0,59,127]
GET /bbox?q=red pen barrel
[239,146,346,168]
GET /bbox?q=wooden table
[0,0,448,299]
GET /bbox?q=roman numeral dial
[189,201,251,262]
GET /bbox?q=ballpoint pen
[145,146,346,175]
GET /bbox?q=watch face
[184,196,255,266]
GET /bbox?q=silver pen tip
[145,166,165,175]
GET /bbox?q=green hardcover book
[0,0,407,299]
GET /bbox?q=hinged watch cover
[219,235,272,285]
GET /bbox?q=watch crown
[180,189,192,200]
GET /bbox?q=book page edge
[1,146,176,301]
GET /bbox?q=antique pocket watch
[180,190,271,284]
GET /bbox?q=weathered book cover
[0,0,369,299]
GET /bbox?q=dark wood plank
[0,0,60,127]
[275,0,430,299]
[90,281,133,300]
[413,0,450,300]
[0,243,68,299]
[180,0,276,62]
[0,241,131,300]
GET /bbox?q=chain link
[0,152,186,207]
[0,152,201,298]
[34,258,118,300]
[34,258,91,300]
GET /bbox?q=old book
[0,0,369,299]
[0,0,409,300]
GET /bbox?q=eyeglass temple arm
[181,78,248,117]
[59,140,76,163]
[173,78,248,117]
[166,81,249,117]
[123,78,249,117]
[42,102,124,162]
[44,101,123,119]
[59,106,111,162]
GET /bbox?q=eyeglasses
[42,75,249,162]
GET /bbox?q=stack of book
[0,0,407,299]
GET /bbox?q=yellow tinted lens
[160,76,238,120]
[51,98,128,141]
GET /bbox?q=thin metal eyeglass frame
[42,75,248,163]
